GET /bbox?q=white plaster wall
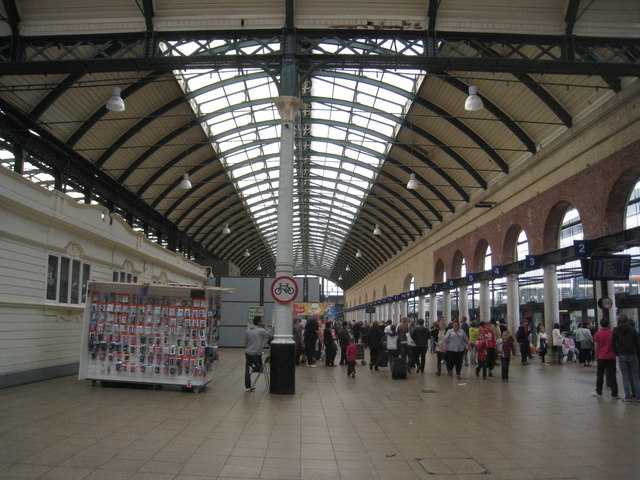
[0,167,207,377]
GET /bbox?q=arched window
[516,230,529,261]
[625,179,640,229]
[622,179,640,303]
[559,207,583,248]
[558,207,587,301]
[484,245,492,270]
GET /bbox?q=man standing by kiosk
[245,316,273,392]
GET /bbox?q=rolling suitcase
[356,343,366,365]
[391,357,407,379]
[377,349,389,367]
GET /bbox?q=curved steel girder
[298,183,416,241]
[439,73,539,152]
[352,218,392,264]
[211,118,281,145]
[97,96,186,168]
[463,37,620,116]
[332,259,368,280]
[67,71,166,147]
[212,218,260,256]
[177,174,236,228]
[202,208,252,251]
[364,186,425,233]
[511,72,573,128]
[117,120,202,183]
[335,241,379,273]
[384,156,458,210]
[237,250,275,272]
[375,170,444,222]
[230,236,273,267]
[31,42,132,119]
[189,193,243,240]
[164,170,233,221]
[343,229,386,265]
[248,197,355,233]
[356,216,403,254]
[401,118,487,190]
[32,72,84,119]
[138,143,210,197]
[411,95,509,173]
[0,98,217,264]
[314,69,416,103]
[94,74,272,171]
[307,95,403,126]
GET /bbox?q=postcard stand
[79,281,226,393]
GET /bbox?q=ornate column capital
[276,96,304,122]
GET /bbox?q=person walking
[537,325,550,365]
[468,321,479,365]
[429,320,439,353]
[292,318,303,365]
[592,318,619,399]
[497,330,517,382]
[367,321,384,371]
[244,316,273,392]
[303,315,322,367]
[411,318,430,373]
[434,323,447,376]
[612,314,640,402]
[337,320,351,366]
[345,337,358,378]
[515,320,531,365]
[323,320,338,366]
[475,331,489,379]
[460,317,470,366]
[443,320,468,378]
[552,322,564,364]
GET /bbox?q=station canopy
[0,0,639,289]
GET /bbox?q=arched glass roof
[173,43,423,278]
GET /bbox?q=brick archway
[501,224,524,264]
[605,168,640,234]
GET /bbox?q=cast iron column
[269,95,303,394]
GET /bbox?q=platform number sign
[525,255,541,269]
[574,240,592,257]
[491,265,504,278]
[271,276,298,304]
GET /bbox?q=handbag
[406,331,416,347]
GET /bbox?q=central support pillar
[459,286,469,322]
[480,280,491,323]
[269,95,303,395]
[506,273,520,333]
[543,264,559,335]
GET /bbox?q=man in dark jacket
[411,318,430,373]
[303,315,322,367]
[612,314,640,402]
[337,320,351,365]
[516,320,531,365]
[367,321,384,371]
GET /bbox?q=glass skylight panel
[167,38,421,278]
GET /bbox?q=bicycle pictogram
[274,282,295,295]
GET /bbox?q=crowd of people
[246,313,640,401]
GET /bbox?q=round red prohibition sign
[271,276,298,304]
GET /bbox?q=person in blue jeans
[612,314,640,402]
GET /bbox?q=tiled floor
[1,349,639,480]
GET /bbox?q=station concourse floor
[1,348,639,480]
